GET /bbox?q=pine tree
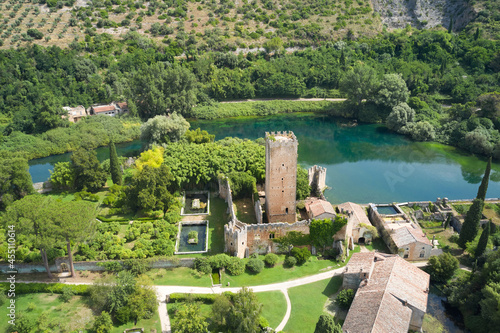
[477,157,492,201]
[448,17,454,33]
[475,222,490,258]
[458,198,484,249]
[109,141,122,185]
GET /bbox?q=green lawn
[149,267,212,287]
[0,293,93,333]
[364,238,390,253]
[256,291,287,329]
[222,247,360,287]
[0,293,161,333]
[167,291,287,330]
[206,196,228,254]
[284,276,343,333]
[234,198,258,224]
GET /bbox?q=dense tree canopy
[0,151,33,210]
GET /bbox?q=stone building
[308,165,327,193]
[337,202,374,247]
[265,131,298,223]
[342,253,430,333]
[62,105,87,123]
[304,198,336,220]
[369,204,434,261]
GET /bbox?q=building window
[286,208,289,214]
[242,242,244,245]
[282,163,284,166]
[230,242,233,246]
[404,254,409,258]
[419,251,425,258]
[269,233,275,239]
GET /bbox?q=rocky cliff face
[372,0,477,31]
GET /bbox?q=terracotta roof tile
[342,254,430,333]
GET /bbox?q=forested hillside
[1,26,500,159]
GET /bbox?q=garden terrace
[175,220,209,254]
[180,191,210,215]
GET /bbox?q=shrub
[336,289,355,310]
[0,283,89,295]
[264,253,279,267]
[97,261,124,272]
[427,253,459,282]
[26,28,43,39]
[209,254,230,269]
[246,258,265,274]
[93,311,113,333]
[226,256,245,276]
[169,293,217,304]
[27,302,36,311]
[291,247,311,264]
[284,256,297,267]
[58,286,75,303]
[449,233,460,244]
[194,257,212,274]
[122,259,150,276]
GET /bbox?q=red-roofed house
[342,253,430,333]
[304,198,336,220]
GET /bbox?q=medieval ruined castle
[224,131,326,258]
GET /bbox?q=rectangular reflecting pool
[176,222,208,254]
[376,205,399,215]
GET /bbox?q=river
[29,113,500,204]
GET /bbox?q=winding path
[155,266,345,333]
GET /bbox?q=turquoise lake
[29,113,500,204]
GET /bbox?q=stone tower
[265,131,298,223]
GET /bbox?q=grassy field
[168,290,287,330]
[0,293,161,333]
[222,247,360,287]
[206,196,228,254]
[234,198,257,224]
[364,238,390,253]
[148,267,212,287]
[0,0,381,50]
[256,291,288,329]
[284,276,343,333]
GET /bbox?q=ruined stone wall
[265,131,297,223]
[246,220,310,254]
[368,205,398,253]
[255,201,263,224]
[308,165,327,192]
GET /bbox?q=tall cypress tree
[458,198,484,249]
[475,221,490,258]
[477,157,492,201]
[109,141,122,185]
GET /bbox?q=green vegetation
[336,289,355,310]
[458,198,485,248]
[190,100,345,120]
[148,267,212,287]
[314,314,342,333]
[285,276,343,333]
[255,291,287,329]
[222,247,360,287]
[427,252,459,282]
[445,249,500,333]
[0,291,161,333]
[310,217,347,254]
[169,288,264,333]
